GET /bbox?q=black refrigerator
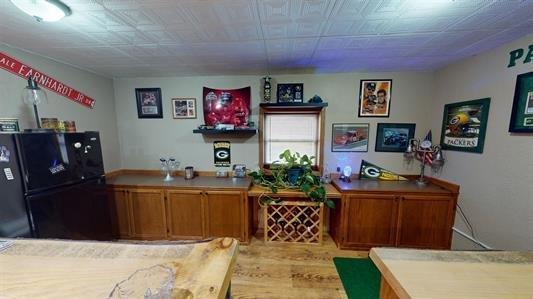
[0,131,112,240]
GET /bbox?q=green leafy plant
[249,149,335,208]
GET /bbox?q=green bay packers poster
[214,141,231,167]
[440,98,490,153]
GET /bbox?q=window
[260,107,324,172]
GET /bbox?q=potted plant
[249,149,334,208]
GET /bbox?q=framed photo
[440,98,491,153]
[136,88,163,118]
[0,118,20,132]
[332,123,369,152]
[277,83,303,103]
[172,98,196,119]
[358,79,392,117]
[509,71,533,132]
[375,123,416,152]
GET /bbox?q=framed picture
[375,123,416,152]
[509,71,533,132]
[332,123,369,152]
[0,118,20,132]
[172,98,197,119]
[358,79,392,117]
[440,98,491,153]
[277,83,303,103]
[135,88,163,118]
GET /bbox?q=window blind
[263,113,319,165]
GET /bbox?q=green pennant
[359,160,408,181]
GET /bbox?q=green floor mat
[333,257,381,299]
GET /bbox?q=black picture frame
[440,98,491,153]
[276,83,304,103]
[136,88,163,119]
[509,71,533,133]
[358,79,392,118]
[375,123,416,152]
[0,118,20,132]
[331,123,369,152]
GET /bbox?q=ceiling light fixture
[10,0,71,22]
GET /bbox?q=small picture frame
[136,88,163,119]
[375,123,416,152]
[277,83,304,103]
[509,71,533,133]
[332,123,369,152]
[172,98,197,119]
[0,118,20,132]
[358,79,392,117]
[440,98,491,153]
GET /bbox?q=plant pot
[286,167,303,185]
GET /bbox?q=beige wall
[431,35,533,250]
[0,45,121,171]
[113,72,435,174]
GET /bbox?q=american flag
[423,131,433,165]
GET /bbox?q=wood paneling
[343,194,398,248]
[166,190,205,240]
[397,195,456,249]
[205,190,245,240]
[107,188,131,238]
[129,189,167,239]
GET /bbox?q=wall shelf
[192,128,257,136]
[260,102,328,109]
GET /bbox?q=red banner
[0,51,95,109]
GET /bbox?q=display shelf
[192,128,257,136]
[259,102,328,109]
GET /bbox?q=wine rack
[264,201,324,244]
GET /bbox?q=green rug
[333,257,381,299]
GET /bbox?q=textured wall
[0,44,121,171]
[113,72,435,174]
[431,35,533,250]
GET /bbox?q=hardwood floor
[232,233,368,299]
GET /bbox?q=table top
[369,247,533,299]
[0,238,238,299]
[107,174,252,190]
[333,178,454,194]
[248,183,342,198]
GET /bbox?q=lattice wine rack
[264,201,324,244]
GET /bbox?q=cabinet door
[397,195,455,249]
[205,190,245,241]
[166,190,205,240]
[107,188,131,239]
[343,194,398,249]
[129,189,167,239]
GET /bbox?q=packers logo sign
[213,141,231,167]
[359,160,408,181]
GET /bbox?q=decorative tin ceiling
[0,0,531,77]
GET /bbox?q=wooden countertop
[370,247,533,298]
[248,183,342,198]
[0,238,238,298]
[332,178,454,194]
[107,174,252,190]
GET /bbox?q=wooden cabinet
[166,190,205,240]
[107,188,131,238]
[205,190,246,240]
[343,194,398,248]
[331,178,459,250]
[106,186,249,243]
[129,189,167,239]
[397,195,456,249]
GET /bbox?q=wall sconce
[404,132,445,186]
[22,75,48,129]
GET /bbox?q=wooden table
[0,238,238,298]
[370,247,533,298]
